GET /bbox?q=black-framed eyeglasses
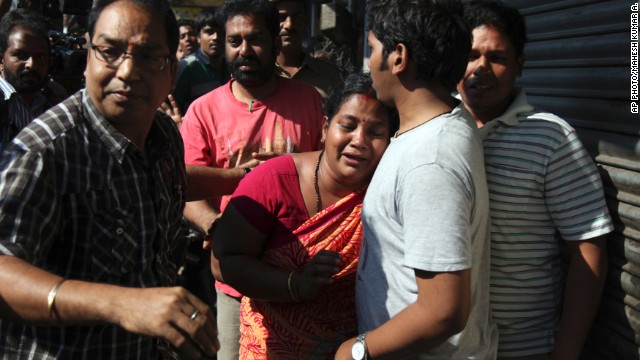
[90,44,172,71]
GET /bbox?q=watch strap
[354,332,369,360]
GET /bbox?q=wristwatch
[351,332,368,360]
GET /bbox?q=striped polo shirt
[480,89,613,357]
[0,77,47,153]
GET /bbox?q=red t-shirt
[181,78,323,297]
[181,77,323,213]
[231,155,309,250]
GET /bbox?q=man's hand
[115,286,219,359]
[251,151,285,164]
[161,94,183,129]
[296,250,342,301]
[237,157,260,171]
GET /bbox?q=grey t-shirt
[356,105,498,359]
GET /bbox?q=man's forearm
[183,200,219,235]
[551,236,608,360]
[0,255,220,357]
[361,302,466,359]
[336,270,470,359]
[185,165,246,202]
[0,255,138,327]
[0,255,70,324]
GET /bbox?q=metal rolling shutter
[510,1,640,358]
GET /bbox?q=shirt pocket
[90,206,140,281]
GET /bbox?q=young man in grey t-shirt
[335,1,498,359]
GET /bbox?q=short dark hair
[0,8,51,56]
[194,8,220,34]
[177,18,195,30]
[368,0,471,91]
[324,72,400,135]
[88,0,179,56]
[462,0,527,56]
[217,0,280,40]
[270,0,307,13]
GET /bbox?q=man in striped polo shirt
[457,1,614,359]
[0,9,51,153]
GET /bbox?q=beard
[226,53,276,87]
[3,68,44,94]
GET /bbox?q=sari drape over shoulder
[239,189,364,360]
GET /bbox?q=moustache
[279,30,297,37]
[18,70,42,81]
[233,55,261,68]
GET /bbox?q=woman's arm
[212,203,340,302]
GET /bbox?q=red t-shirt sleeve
[230,155,307,235]
[180,99,213,166]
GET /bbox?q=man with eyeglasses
[0,8,52,153]
[0,0,219,359]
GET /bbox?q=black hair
[0,8,51,56]
[324,72,400,135]
[194,8,220,34]
[271,0,307,13]
[177,18,196,30]
[217,0,280,41]
[462,0,527,56]
[367,0,471,91]
[88,0,179,56]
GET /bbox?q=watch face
[351,341,365,360]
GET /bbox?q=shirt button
[116,227,124,236]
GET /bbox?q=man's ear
[390,42,409,75]
[321,115,328,143]
[517,53,525,77]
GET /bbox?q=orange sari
[238,189,364,360]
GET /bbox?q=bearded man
[0,8,52,151]
[178,1,325,359]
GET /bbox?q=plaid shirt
[0,77,48,153]
[0,89,187,359]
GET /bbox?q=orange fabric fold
[239,189,364,360]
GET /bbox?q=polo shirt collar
[490,87,533,127]
[274,53,310,78]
